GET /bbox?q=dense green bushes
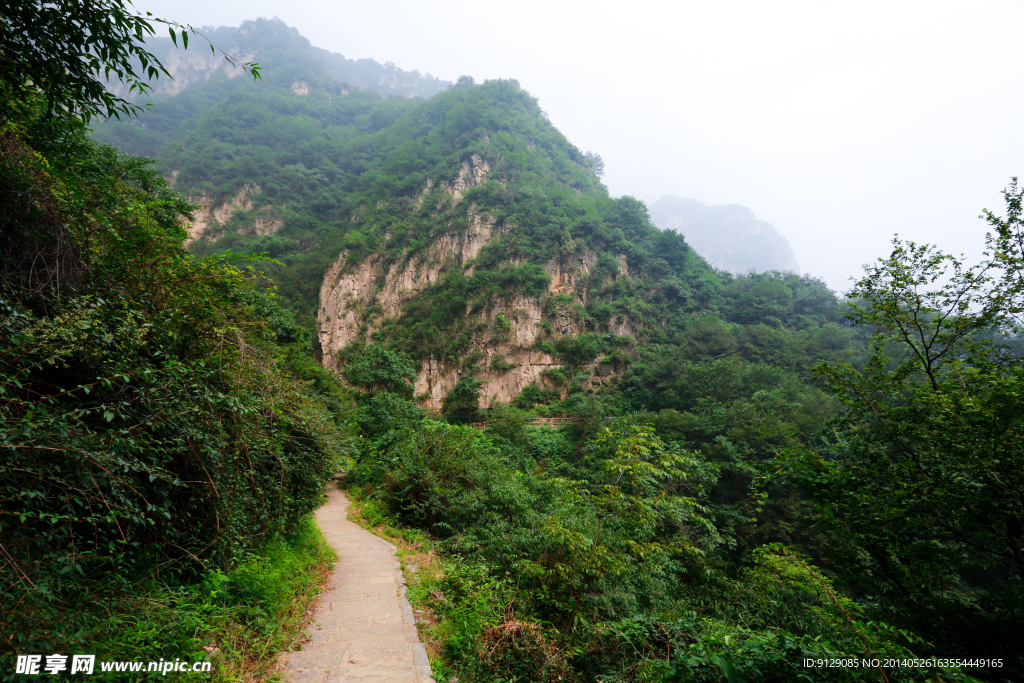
[55,516,333,682]
[777,216,1024,681]
[0,114,347,668]
[348,416,977,682]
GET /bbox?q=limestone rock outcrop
[184,185,282,245]
[317,156,631,409]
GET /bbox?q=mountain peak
[649,194,799,274]
[108,18,450,101]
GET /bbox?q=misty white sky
[132,0,1024,293]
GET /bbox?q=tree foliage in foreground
[780,181,1024,680]
[0,0,258,122]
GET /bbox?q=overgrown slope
[11,7,1021,682]
[96,57,732,407]
[91,25,863,567]
[0,108,349,677]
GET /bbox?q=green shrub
[67,516,334,682]
[342,343,417,396]
[489,353,515,373]
[553,333,604,369]
[512,384,559,409]
[442,377,484,423]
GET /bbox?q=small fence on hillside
[469,417,579,430]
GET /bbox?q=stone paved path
[283,488,434,683]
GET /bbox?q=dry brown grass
[481,618,544,656]
[475,615,578,683]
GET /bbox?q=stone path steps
[283,488,434,683]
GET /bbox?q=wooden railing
[469,417,579,430]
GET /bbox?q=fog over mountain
[128,0,1024,294]
[649,196,800,275]
[108,20,449,101]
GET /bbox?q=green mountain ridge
[5,8,1023,682]
[94,20,845,412]
[106,18,450,103]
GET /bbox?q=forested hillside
[5,7,1022,683]
[92,22,846,410]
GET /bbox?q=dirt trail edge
[283,488,435,683]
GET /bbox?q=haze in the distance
[129,0,1024,293]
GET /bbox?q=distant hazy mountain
[649,195,799,275]
[108,18,450,101]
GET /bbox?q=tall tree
[780,181,1024,676]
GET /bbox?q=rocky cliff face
[649,195,799,275]
[317,155,630,409]
[183,184,282,245]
